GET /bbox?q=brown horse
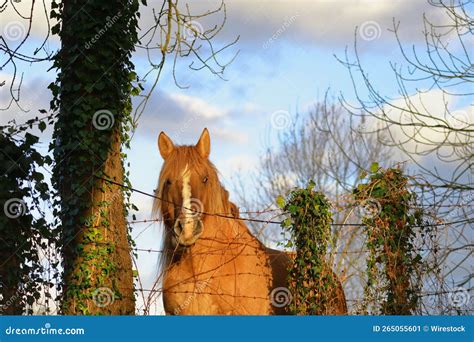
[153,128,347,315]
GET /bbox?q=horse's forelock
[153,146,232,222]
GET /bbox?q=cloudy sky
[1,1,471,314]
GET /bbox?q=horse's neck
[202,216,259,246]
[173,218,262,271]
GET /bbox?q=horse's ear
[158,132,175,159]
[196,128,210,158]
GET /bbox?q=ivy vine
[0,130,59,314]
[278,181,338,314]
[49,0,143,314]
[354,163,424,315]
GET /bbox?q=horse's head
[155,128,231,248]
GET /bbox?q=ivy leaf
[359,170,367,179]
[128,71,137,81]
[26,295,35,305]
[32,171,45,182]
[276,195,285,209]
[24,132,39,145]
[38,121,47,132]
[370,162,379,173]
[51,23,61,35]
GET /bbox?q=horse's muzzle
[173,218,203,246]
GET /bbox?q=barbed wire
[95,176,474,228]
[92,176,473,315]
[90,240,473,256]
[131,286,473,299]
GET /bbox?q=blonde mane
[153,145,234,265]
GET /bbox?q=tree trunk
[52,0,139,315]
[60,131,135,315]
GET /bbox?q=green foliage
[0,131,59,314]
[279,181,337,314]
[354,166,424,315]
[49,0,141,313]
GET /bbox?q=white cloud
[272,172,298,190]
[168,93,226,119]
[354,88,473,175]
[384,89,473,150]
[212,127,248,144]
[0,75,53,139]
[1,1,58,49]
[135,0,447,53]
[218,153,257,173]
[135,90,253,147]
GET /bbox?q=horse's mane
[153,145,237,268]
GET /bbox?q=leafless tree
[232,98,393,307]
[337,0,473,314]
[234,99,390,229]
[0,0,53,111]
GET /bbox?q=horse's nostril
[193,220,203,235]
[174,220,183,235]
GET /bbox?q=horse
[153,128,347,315]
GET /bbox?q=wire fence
[30,176,472,315]
[92,175,473,314]
[98,175,474,228]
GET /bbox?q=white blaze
[181,164,192,218]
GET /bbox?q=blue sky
[1,1,471,314]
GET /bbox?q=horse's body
[154,129,347,315]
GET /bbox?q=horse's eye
[165,179,172,186]
[203,176,209,183]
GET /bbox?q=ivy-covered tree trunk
[278,182,348,315]
[50,0,140,314]
[355,166,423,315]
